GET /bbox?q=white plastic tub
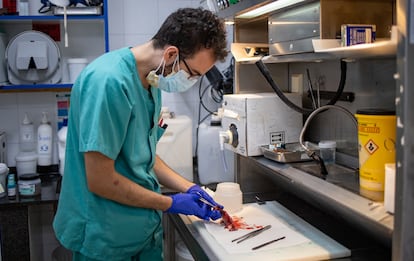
[67,58,88,82]
[15,151,37,177]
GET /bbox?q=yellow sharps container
[355,109,396,196]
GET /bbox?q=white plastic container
[0,163,9,198]
[57,119,68,175]
[67,58,88,82]
[15,151,37,176]
[37,112,53,166]
[214,182,243,214]
[18,173,41,197]
[156,115,193,182]
[384,163,396,214]
[198,120,234,185]
[318,140,336,165]
[19,113,36,152]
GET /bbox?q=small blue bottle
[7,173,16,200]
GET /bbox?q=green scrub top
[53,47,165,260]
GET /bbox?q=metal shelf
[0,15,105,21]
[0,83,72,91]
[232,26,397,64]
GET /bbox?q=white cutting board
[184,201,351,260]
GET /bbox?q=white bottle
[37,112,53,166]
[20,113,35,152]
[57,118,68,175]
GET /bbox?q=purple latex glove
[166,193,221,220]
[186,184,223,210]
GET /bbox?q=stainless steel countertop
[251,156,393,246]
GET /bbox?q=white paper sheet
[204,204,311,254]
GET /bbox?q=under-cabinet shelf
[232,26,397,64]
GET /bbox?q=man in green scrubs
[53,7,228,261]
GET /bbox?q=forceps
[196,192,217,208]
[231,224,272,244]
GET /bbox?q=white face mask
[146,54,199,93]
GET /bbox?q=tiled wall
[0,1,234,260]
[0,92,63,167]
[0,0,233,261]
[0,0,234,168]
[108,0,234,157]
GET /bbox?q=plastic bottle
[57,118,68,175]
[20,113,36,152]
[7,173,16,200]
[198,116,234,185]
[37,112,53,166]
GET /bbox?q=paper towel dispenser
[16,41,48,70]
[5,30,62,85]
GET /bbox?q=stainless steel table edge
[252,156,393,246]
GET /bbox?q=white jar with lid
[18,173,41,197]
[213,182,243,214]
[15,151,37,177]
[318,140,337,165]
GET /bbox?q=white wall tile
[124,0,158,35]
[107,0,125,36]
[108,34,126,51]
[124,34,153,47]
[0,108,19,142]
[157,0,199,25]
[0,92,17,107]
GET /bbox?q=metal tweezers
[196,192,217,208]
[231,225,272,244]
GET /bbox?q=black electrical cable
[255,59,347,115]
[210,84,223,103]
[327,60,347,105]
[196,77,209,160]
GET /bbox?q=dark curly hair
[152,8,228,62]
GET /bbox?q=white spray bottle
[20,113,35,152]
[37,112,53,166]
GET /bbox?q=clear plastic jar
[318,140,337,165]
[18,173,41,197]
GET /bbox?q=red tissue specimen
[216,207,263,231]
[218,208,237,231]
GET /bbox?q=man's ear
[163,46,179,65]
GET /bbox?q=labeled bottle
[20,113,36,152]
[7,173,16,200]
[37,112,53,166]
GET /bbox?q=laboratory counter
[0,160,392,261]
[0,173,61,260]
[163,154,392,261]
[164,193,391,261]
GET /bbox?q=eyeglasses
[182,59,201,80]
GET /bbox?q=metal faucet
[299,105,358,179]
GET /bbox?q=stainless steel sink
[291,162,360,194]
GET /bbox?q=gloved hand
[186,184,223,210]
[166,193,222,221]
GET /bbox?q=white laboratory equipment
[221,93,303,156]
[156,114,193,182]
